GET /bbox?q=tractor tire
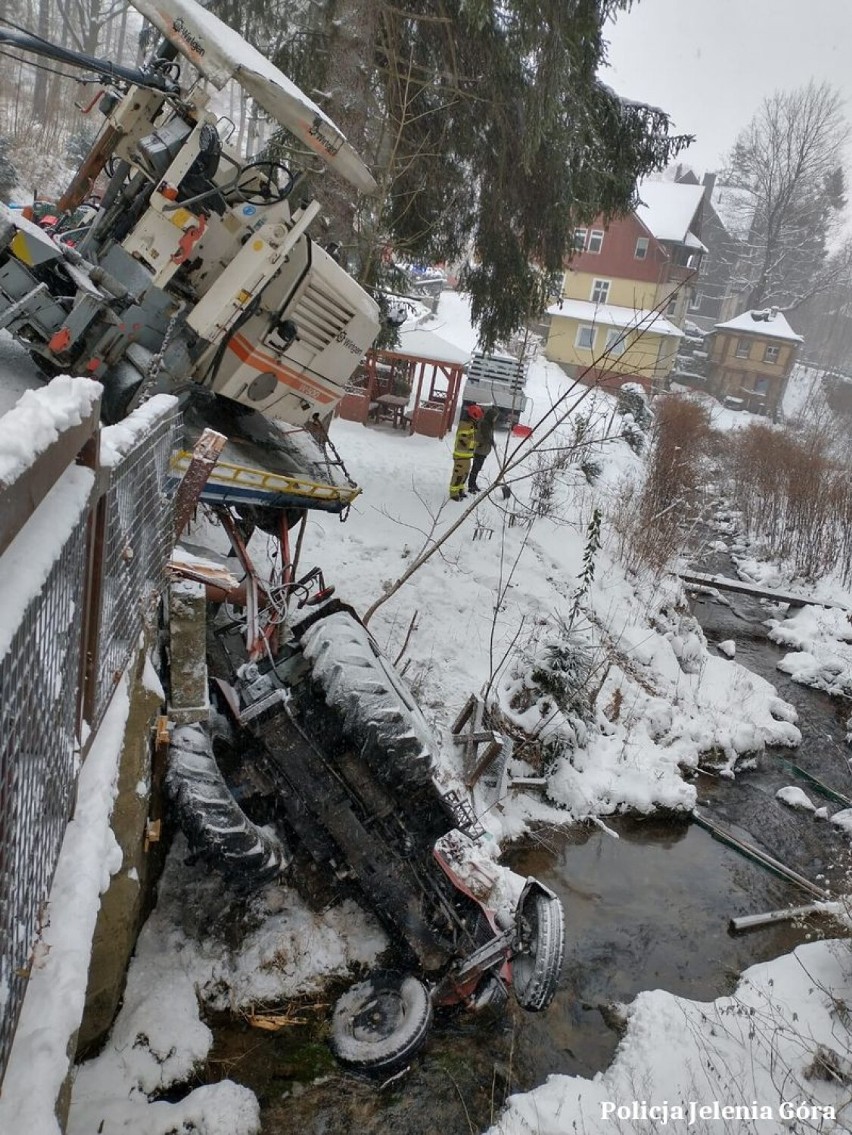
[166,722,290,885]
[512,890,565,1012]
[330,970,433,1075]
[298,611,437,795]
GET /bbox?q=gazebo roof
[380,327,470,366]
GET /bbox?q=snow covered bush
[617,382,652,431]
[579,455,603,484]
[617,382,652,454]
[496,630,597,768]
[652,606,706,675]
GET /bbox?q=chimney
[703,172,717,194]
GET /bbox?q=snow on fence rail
[0,383,179,1090]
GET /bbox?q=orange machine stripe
[228,334,337,405]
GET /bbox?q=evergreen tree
[236,1,692,345]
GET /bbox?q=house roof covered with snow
[709,183,755,242]
[635,181,705,244]
[546,298,683,338]
[714,310,803,342]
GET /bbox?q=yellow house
[706,309,803,417]
[545,181,705,390]
[545,297,683,390]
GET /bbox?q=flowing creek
[202,556,852,1134]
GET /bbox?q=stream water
[687,553,852,883]
[203,558,852,1135]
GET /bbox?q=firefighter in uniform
[449,403,484,500]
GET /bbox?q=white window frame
[763,343,780,364]
[688,290,702,312]
[735,338,751,359]
[634,236,649,260]
[605,329,626,357]
[590,278,610,304]
[587,229,604,254]
[575,325,595,350]
[573,228,587,251]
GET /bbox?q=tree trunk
[318,0,380,260]
[32,0,51,122]
[84,0,103,56]
[116,2,129,64]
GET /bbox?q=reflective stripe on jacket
[453,420,477,459]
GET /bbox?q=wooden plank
[451,694,476,736]
[173,428,226,539]
[730,904,833,933]
[692,809,828,899]
[770,753,852,809]
[463,698,485,780]
[494,736,514,801]
[509,777,548,791]
[789,764,852,809]
[680,571,849,612]
[465,738,502,790]
[0,399,100,558]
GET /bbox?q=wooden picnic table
[374,392,410,428]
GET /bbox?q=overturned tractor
[166,532,565,1075]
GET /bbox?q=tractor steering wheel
[234,160,294,205]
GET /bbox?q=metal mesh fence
[91,410,180,731]
[0,403,179,1086]
[0,512,88,1079]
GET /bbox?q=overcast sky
[603,0,852,176]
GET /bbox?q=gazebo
[336,327,469,439]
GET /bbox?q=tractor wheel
[166,723,290,885]
[512,890,565,1012]
[298,610,437,794]
[330,970,433,1075]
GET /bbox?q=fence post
[77,444,109,749]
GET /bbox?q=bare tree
[722,82,852,312]
[55,0,129,56]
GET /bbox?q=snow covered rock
[775,786,815,811]
[717,639,736,659]
[829,808,852,835]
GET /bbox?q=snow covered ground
[487,938,852,1135]
[2,293,850,1134]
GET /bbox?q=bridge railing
[0,381,178,1089]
